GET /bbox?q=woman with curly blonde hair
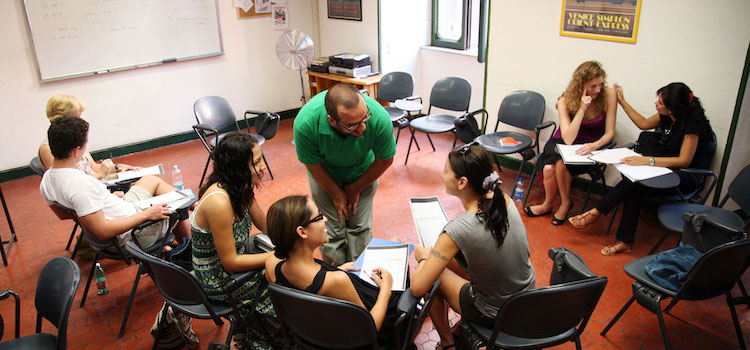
[523,61,617,225]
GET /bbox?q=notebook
[556,144,596,165]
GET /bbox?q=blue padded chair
[475,91,554,194]
[601,215,750,350]
[405,77,471,165]
[0,257,80,350]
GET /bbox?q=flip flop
[523,206,551,217]
[601,242,632,256]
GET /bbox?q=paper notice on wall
[272,1,288,30]
[235,0,253,13]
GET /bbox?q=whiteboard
[23,0,223,82]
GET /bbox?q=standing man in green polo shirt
[294,83,396,265]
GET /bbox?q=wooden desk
[307,71,382,101]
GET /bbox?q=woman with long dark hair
[410,144,536,349]
[190,132,281,349]
[569,82,714,256]
[264,195,403,347]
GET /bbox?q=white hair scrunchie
[482,172,501,191]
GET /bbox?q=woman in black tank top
[264,195,403,346]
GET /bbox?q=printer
[327,53,372,78]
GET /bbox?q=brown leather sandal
[601,241,632,256]
[568,211,600,228]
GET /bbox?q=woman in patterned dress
[190,132,282,349]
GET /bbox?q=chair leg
[727,292,748,350]
[739,281,750,299]
[66,223,79,250]
[575,335,583,350]
[405,129,417,165]
[522,167,537,208]
[395,124,401,144]
[80,253,99,307]
[225,317,237,345]
[649,231,673,255]
[511,161,525,195]
[452,133,458,148]
[262,153,274,180]
[409,126,421,150]
[118,264,143,338]
[199,156,211,189]
[582,179,594,214]
[70,234,82,260]
[601,295,636,336]
[655,307,672,350]
[425,134,436,151]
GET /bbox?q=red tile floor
[1,119,748,349]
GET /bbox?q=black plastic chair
[193,96,278,187]
[29,157,45,176]
[50,197,192,338]
[0,257,80,350]
[601,215,750,350]
[405,77,471,165]
[475,91,554,194]
[245,109,281,179]
[125,241,258,349]
[460,247,607,350]
[377,72,421,144]
[650,164,750,254]
[268,281,440,350]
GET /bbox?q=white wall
[485,1,750,183]
[379,0,431,75]
[317,0,379,70]
[1,0,316,171]
[413,48,486,116]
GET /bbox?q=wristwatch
[649,157,655,166]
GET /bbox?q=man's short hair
[48,116,89,159]
[324,83,362,121]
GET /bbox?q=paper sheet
[587,148,641,164]
[134,189,194,211]
[556,144,596,165]
[614,163,673,182]
[409,197,449,247]
[359,244,409,291]
[114,164,165,182]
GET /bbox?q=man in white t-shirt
[40,116,190,247]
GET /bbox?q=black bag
[633,130,668,156]
[548,247,596,285]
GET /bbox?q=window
[431,0,488,60]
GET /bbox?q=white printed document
[409,197,449,248]
[614,163,673,182]
[556,144,596,165]
[587,148,641,164]
[116,164,165,182]
[134,189,195,211]
[359,244,410,291]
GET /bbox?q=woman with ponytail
[410,144,536,350]
[569,82,714,256]
[190,133,282,349]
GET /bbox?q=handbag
[633,130,668,157]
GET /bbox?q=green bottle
[94,262,108,295]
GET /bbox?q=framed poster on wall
[328,0,362,21]
[560,0,642,43]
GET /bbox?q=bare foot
[601,241,632,256]
[568,210,601,228]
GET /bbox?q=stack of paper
[499,137,521,147]
[358,244,410,291]
[108,164,165,183]
[556,144,595,165]
[614,163,673,182]
[134,189,195,211]
[587,148,641,164]
[409,197,449,248]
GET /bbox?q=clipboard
[134,189,195,211]
[357,243,410,291]
[409,197,449,248]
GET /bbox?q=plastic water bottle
[94,263,108,295]
[172,165,184,190]
[513,177,524,202]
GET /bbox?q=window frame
[431,0,471,50]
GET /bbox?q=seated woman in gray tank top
[411,144,537,350]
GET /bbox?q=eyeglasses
[334,107,372,133]
[301,213,324,227]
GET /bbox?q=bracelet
[418,258,427,263]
